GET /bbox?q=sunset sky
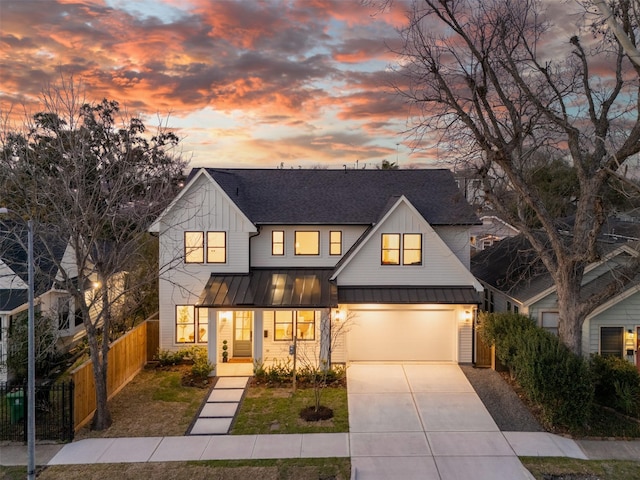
[1,0,426,169]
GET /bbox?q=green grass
[521,457,640,480]
[231,385,349,435]
[2,458,351,480]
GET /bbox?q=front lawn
[521,457,640,480]
[231,385,349,435]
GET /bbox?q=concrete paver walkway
[189,376,249,435]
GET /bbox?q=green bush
[515,328,593,428]
[590,354,640,416]
[253,358,345,386]
[156,349,187,367]
[480,312,593,429]
[478,311,537,371]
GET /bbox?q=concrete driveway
[347,363,535,480]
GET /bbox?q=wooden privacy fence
[71,318,159,431]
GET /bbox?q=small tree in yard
[0,79,186,429]
[390,0,640,355]
[294,311,352,421]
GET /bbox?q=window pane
[176,305,195,343]
[330,231,342,255]
[295,231,319,255]
[541,312,559,336]
[272,230,284,255]
[403,234,422,265]
[274,310,293,340]
[185,232,204,263]
[601,327,623,357]
[207,231,226,263]
[197,308,208,343]
[296,310,315,340]
[381,234,400,265]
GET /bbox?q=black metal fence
[0,380,74,442]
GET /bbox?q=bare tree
[393,0,640,354]
[294,311,352,417]
[0,79,186,429]
[590,0,640,67]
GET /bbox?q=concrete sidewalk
[2,433,640,467]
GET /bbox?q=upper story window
[403,234,422,265]
[295,231,320,255]
[185,232,204,263]
[272,230,285,256]
[381,233,422,265]
[184,231,226,264]
[207,232,226,263]
[329,231,342,255]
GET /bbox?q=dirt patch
[74,365,209,439]
[300,405,333,421]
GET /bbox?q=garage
[346,308,458,362]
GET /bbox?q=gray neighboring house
[471,234,640,367]
[150,168,484,367]
[470,214,519,254]
[0,224,85,382]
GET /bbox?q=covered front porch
[197,268,337,371]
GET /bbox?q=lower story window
[176,305,209,344]
[274,310,316,341]
[600,326,623,357]
[541,312,559,336]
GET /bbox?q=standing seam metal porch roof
[197,268,338,308]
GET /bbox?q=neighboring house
[470,214,519,254]
[454,168,486,207]
[0,225,96,382]
[150,168,483,367]
[472,234,640,366]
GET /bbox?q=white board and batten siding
[336,201,477,287]
[250,225,367,267]
[157,174,256,350]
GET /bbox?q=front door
[233,311,252,358]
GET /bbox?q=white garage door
[346,309,457,362]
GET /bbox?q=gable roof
[471,233,640,305]
[0,221,67,297]
[187,168,480,226]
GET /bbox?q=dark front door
[233,311,252,358]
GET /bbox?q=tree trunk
[555,270,584,356]
[90,356,112,430]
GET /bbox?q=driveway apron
[348,363,534,480]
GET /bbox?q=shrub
[156,349,187,367]
[591,354,640,416]
[478,311,536,371]
[183,346,214,379]
[480,311,593,429]
[515,328,593,428]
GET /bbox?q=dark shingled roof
[471,233,638,302]
[197,168,479,225]
[0,289,27,312]
[0,221,67,298]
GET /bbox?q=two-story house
[150,168,483,367]
[0,223,107,382]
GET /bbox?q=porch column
[253,310,263,362]
[208,308,218,364]
[320,309,331,366]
